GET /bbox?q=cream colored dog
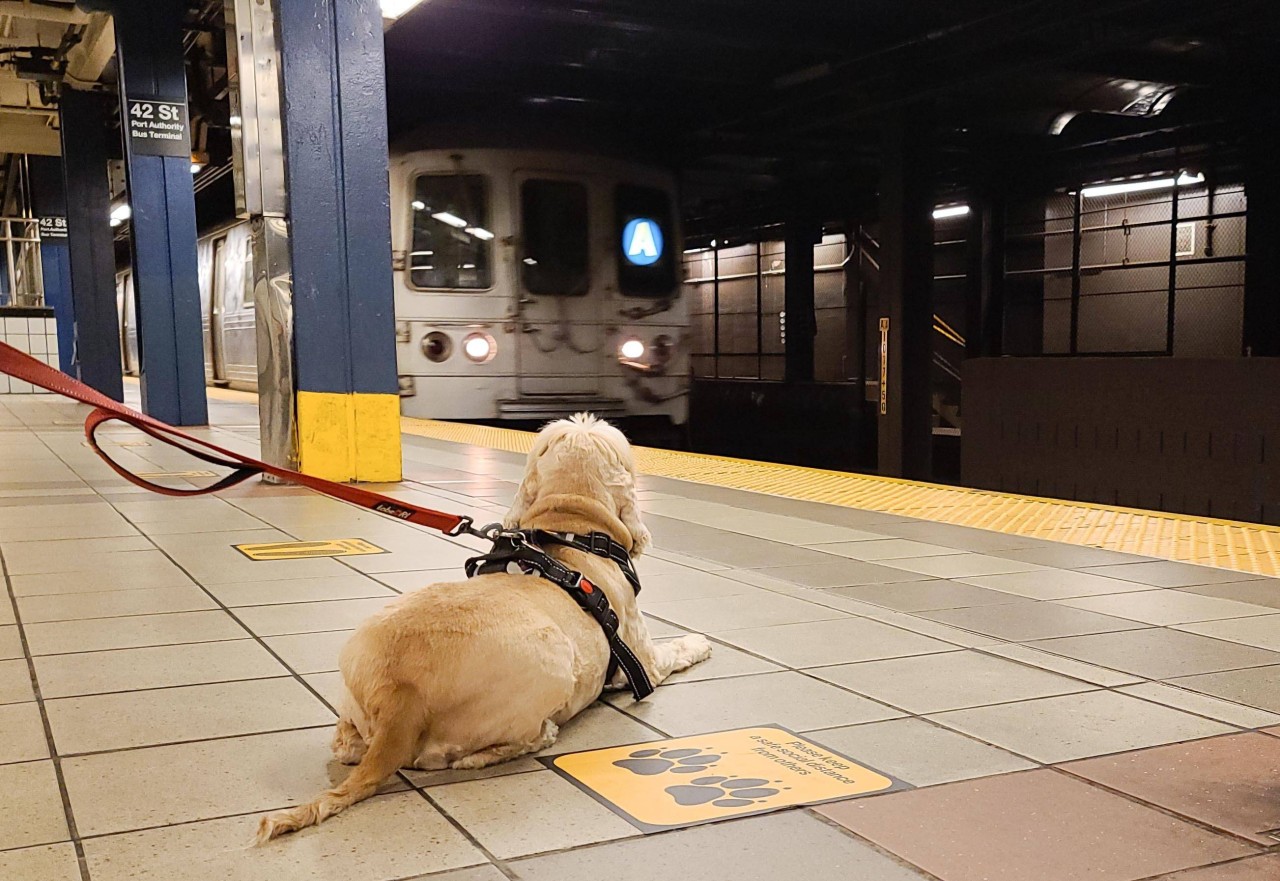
[257,413,712,842]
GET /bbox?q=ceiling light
[1081,172,1204,199]
[466,227,494,240]
[431,211,467,228]
[381,0,428,20]
[228,114,242,126]
[411,200,426,210]
[932,204,970,220]
[109,203,131,223]
[190,163,204,174]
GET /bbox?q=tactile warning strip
[400,416,1280,577]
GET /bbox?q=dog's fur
[256,414,712,842]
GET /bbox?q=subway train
[117,148,690,426]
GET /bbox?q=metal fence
[0,218,44,308]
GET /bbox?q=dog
[256,413,712,842]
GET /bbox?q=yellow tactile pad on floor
[400,417,1280,576]
[546,726,903,832]
[233,538,386,560]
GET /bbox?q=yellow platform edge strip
[399,416,1280,577]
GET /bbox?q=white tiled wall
[1,315,58,394]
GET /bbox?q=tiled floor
[3,392,1280,880]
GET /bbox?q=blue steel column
[57,89,123,399]
[87,0,207,425]
[274,0,401,481]
[26,156,75,374]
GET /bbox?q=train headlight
[619,338,646,361]
[420,331,452,363]
[463,332,496,364]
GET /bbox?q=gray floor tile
[873,521,1047,551]
[1027,628,1280,679]
[660,638,784,682]
[1115,682,1280,728]
[16,584,217,623]
[0,761,68,849]
[1181,579,1280,610]
[641,614,690,639]
[607,670,903,735]
[957,569,1156,600]
[0,701,48,763]
[979,644,1143,687]
[990,545,1156,569]
[233,596,395,637]
[61,726,405,837]
[811,650,1097,714]
[1081,561,1264,588]
[809,717,1037,786]
[0,625,25,660]
[33,639,289,698]
[827,580,1030,612]
[46,677,333,754]
[23,610,245,655]
[421,866,507,881]
[82,791,485,881]
[262,629,353,674]
[929,690,1235,762]
[203,574,398,607]
[637,569,761,604]
[8,567,196,597]
[812,538,960,560]
[2,548,187,579]
[714,616,958,668]
[1175,615,1280,651]
[643,591,847,632]
[149,529,354,584]
[0,843,80,881]
[368,568,461,592]
[738,559,933,588]
[1059,591,1278,626]
[509,809,932,881]
[1166,665,1280,714]
[429,770,638,858]
[922,602,1144,641]
[0,658,34,704]
[879,553,1046,579]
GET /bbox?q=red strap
[0,341,471,535]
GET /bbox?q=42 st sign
[125,97,190,158]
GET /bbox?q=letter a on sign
[623,218,663,266]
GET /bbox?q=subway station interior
[2,1,1280,879]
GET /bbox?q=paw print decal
[612,747,786,808]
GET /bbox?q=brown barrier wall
[962,358,1280,525]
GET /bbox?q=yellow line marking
[400,416,1280,577]
[234,538,386,560]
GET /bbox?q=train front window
[408,174,492,290]
[616,185,675,297]
[520,179,589,296]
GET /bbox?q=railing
[0,218,44,308]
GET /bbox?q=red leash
[0,341,475,537]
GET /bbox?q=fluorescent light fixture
[190,162,204,174]
[932,204,970,220]
[431,211,467,228]
[461,263,476,269]
[381,0,427,19]
[411,200,426,211]
[1081,172,1204,199]
[466,227,494,240]
[109,203,132,223]
[109,217,122,228]
[228,114,242,126]
[523,257,538,265]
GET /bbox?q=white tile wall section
[0,311,59,394]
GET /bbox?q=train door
[512,171,602,396]
[208,236,228,383]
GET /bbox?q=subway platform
[2,388,1280,881]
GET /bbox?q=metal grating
[400,416,1280,576]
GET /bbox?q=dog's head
[504,413,651,555]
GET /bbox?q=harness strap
[526,530,641,596]
[466,534,655,701]
[0,342,472,536]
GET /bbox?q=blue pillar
[275,0,401,481]
[58,89,124,399]
[26,156,74,374]
[87,0,207,424]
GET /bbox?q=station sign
[622,217,664,266]
[125,97,191,158]
[38,217,67,240]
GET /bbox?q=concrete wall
[962,356,1280,524]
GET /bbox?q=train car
[118,148,689,428]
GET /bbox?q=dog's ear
[504,419,565,527]
[588,423,651,557]
[616,482,651,556]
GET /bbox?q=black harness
[464,527,655,700]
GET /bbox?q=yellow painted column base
[296,391,402,483]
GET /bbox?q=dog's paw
[684,633,713,665]
[253,811,297,846]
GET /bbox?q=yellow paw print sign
[546,725,906,832]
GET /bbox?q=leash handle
[0,341,471,535]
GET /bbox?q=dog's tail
[254,688,419,844]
